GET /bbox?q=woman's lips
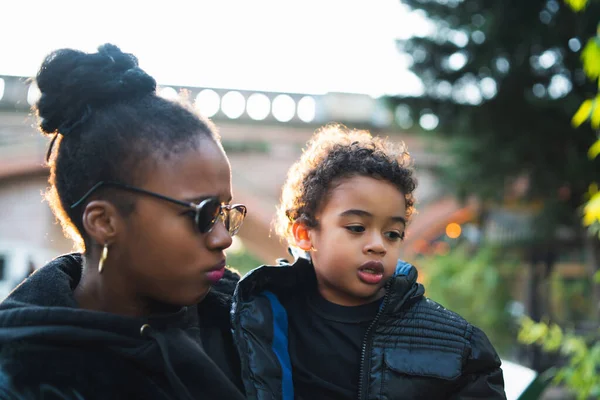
[205,260,226,283]
[206,267,225,283]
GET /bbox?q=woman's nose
[206,217,233,250]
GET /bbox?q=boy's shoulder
[235,257,313,297]
[376,295,501,381]
[382,294,472,347]
[404,295,470,326]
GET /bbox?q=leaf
[592,101,600,129]
[582,38,600,80]
[562,336,587,359]
[564,0,588,12]
[583,192,600,226]
[543,324,564,352]
[572,99,594,127]
[531,322,549,343]
[588,222,600,239]
[554,369,567,384]
[588,138,600,159]
[518,317,536,343]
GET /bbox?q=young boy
[231,125,506,399]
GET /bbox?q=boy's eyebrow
[339,209,407,225]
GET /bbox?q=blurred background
[1,0,600,398]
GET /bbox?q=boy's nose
[364,235,386,256]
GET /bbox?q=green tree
[394,0,600,238]
[519,317,600,399]
[566,0,600,236]
[517,2,600,398]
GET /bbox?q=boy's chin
[349,286,386,304]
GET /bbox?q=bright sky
[0,0,429,97]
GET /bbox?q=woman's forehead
[145,140,232,200]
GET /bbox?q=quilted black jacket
[231,257,506,400]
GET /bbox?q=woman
[0,44,246,400]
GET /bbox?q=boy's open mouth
[357,261,384,284]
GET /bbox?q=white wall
[0,175,74,299]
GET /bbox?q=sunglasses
[70,181,247,236]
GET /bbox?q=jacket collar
[384,260,425,315]
[235,257,314,303]
[235,257,424,312]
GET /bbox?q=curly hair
[275,124,417,245]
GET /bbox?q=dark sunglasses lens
[226,205,247,236]
[196,198,221,233]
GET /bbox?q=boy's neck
[315,281,386,307]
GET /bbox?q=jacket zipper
[357,281,392,400]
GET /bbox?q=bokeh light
[446,223,462,239]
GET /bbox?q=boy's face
[302,175,407,307]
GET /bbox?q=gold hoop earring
[98,244,108,274]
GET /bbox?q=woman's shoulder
[0,340,160,400]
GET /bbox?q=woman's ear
[292,221,312,251]
[82,200,121,246]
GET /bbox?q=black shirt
[282,289,382,400]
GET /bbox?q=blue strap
[262,291,294,400]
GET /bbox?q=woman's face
[114,137,235,307]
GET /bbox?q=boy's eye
[385,231,405,241]
[345,225,365,233]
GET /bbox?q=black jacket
[0,254,245,400]
[231,258,506,400]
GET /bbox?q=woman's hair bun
[35,43,156,136]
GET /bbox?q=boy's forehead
[321,176,406,215]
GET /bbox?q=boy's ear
[292,221,312,251]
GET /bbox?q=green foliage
[419,244,517,353]
[395,0,600,238]
[581,35,600,81]
[588,138,600,158]
[584,190,600,227]
[226,247,264,276]
[549,271,594,323]
[519,317,600,400]
[563,0,600,237]
[572,98,596,128]
[565,0,589,12]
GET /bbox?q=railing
[0,74,391,128]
